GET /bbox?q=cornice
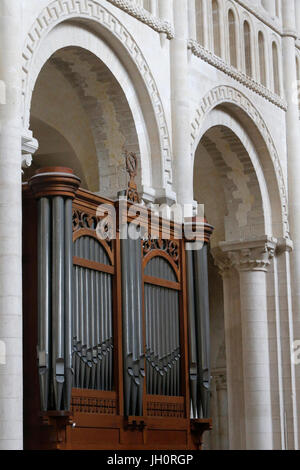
[188,40,287,111]
[106,0,174,39]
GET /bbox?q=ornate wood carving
[72,208,114,256]
[147,396,185,418]
[143,239,180,267]
[124,150,141,204]
[72,209,98,232]
[71,391,117,415]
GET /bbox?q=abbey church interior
[0,0,300,450]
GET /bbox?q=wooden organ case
[22,167,214,450]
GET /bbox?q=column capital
[219,237,277,272]
[276,237,294,255]
[211,247,235,278]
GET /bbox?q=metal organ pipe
[194,244,211,418]
[37,197,51,411]
[186,242,211,419]
[121,226,145,416]
[186,249,198,418]
[30,167,80,412]
[144,256,181,398]
[52,196,65,410]
[64,198,73,409]
[72,237,114,392]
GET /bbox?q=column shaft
[158,0,172,22]
[188,0,197,40]
[296,0,300,36]
[261,0,276,16]
[239,269,273,449]
[0,0,23,450]
[171,0,193,207]
[222,270,246,449]
[282,0,300,449]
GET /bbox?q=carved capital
[211,247,235,278]
[276,237,294,255]
[220,237,277,272]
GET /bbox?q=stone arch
[191,85,289,240]
[28,116,89,189]
[22,0,172,195]
[193,108,272,246]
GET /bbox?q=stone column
[188,0,197,40]
[282,0,300,449]
[0,0,23,450]
[213,250,246,449]
[158,0,172,22]
[295,0,300,36]
[150,0,157,16]
[171,0,193,210]
[261,0,276,17]
[221,238,277,450]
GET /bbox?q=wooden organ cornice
[22,167,213,450]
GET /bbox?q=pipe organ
[22,167,214,450]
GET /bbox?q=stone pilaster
[0,0,23,450]
[212,247,246,450]
[221,237,277,450]
[282,0,300,449]
[213,368,229,450]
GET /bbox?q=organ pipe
[186,242,211,418]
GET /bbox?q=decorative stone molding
[22,0,173,192]
[106,0,174,39]
[190,85,290,240]
[22,130,39,170]
[282,29,298,40]
[220,237,277,272]
[188,41,287,111]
